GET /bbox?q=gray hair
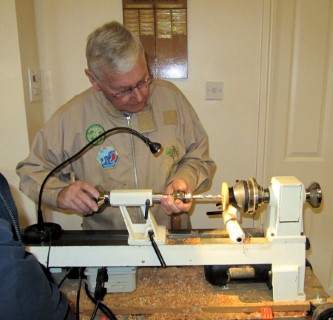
[86,21,145,79]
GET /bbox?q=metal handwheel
[312,303,333,320]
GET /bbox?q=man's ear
[85,69,101,91]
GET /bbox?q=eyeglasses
[111,77,153,99]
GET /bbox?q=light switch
[28,68,42,102]
[206,81,223,100]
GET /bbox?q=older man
[17,21,215,230]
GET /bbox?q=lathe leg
[272,264,305,302]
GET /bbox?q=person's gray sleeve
[16,128,70,208]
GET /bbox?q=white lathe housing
[27,176,322,302]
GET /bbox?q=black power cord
[75,267,86,320]
[148,230,166,267]
[94,267,108,301]
[84,281,117,320]
[57,267,75,289]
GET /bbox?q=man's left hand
[160,178,192,215]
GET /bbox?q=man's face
[86,59,151,114]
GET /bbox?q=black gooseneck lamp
[22,127,162,244]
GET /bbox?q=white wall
[0,0,36,226]
[16,0,44,146]
[30,0,266,229]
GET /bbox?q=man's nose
[131,87,145,101]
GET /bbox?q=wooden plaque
[123,0,188,79]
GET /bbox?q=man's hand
[57,181,100,215]
[160,178,192,215]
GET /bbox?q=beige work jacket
[17,79,216,229]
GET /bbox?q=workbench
[61,266,332,320]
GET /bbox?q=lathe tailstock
[26,176,322,302]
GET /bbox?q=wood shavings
[180,237,201,244]
[61,266,322,319]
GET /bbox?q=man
[0,173,74,319]
[16,21,216,230]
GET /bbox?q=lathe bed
[27,228,263,246]
[27,226,305,303]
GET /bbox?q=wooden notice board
[123,0,188,79]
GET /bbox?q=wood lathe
[26,175,322,303]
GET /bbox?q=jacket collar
[94,89,157,133]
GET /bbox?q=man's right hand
[57,181,100,215]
